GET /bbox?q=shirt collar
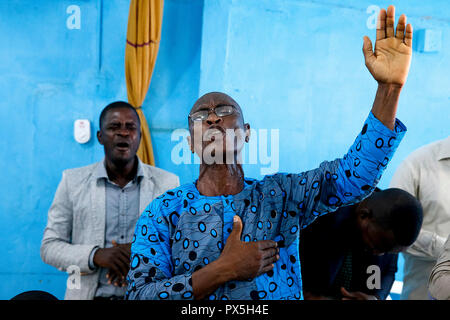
[437,136,450,161]
[94,156,145,181]
[190,178,255,199]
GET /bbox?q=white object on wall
[74,119,91,144]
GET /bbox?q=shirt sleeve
[389,156,419,197]
[88,246,99,271]
[272,111,406,229]
[375,254,398,300]
[40,170,98,274]
[404,230,447,261]
[125,199,194,300]
[428,235,450,300]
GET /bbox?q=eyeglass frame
[188,104,240,122]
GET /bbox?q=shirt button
[121,235,124,239]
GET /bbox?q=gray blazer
[40,159,180,300]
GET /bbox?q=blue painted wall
[0,0,448,299]
[0,0,204,299]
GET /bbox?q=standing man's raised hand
[363,5,413,86]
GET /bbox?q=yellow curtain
[125,0,164,166]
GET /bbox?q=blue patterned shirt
[126,112,406,300]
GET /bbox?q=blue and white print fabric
[125,112,406,300]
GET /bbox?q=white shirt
[429,235,450,300]
[389,136,450,300]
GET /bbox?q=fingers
[395,14,407,40]
[263,254,279,267]
[108,257,128,282]
[107,270,127,287]
[340,287,356,299]
[117,243,132,255]
[229,215,243,240]
[112,260,128,279]
[262,248,280,259]
[116,250,131,276]
[376,8,386,40]
[123,243,132,254]
[257,239,278,250]
[112,240,132,255]
[379,5,412,47]
[386,5,395,38]
[261,247,279,260]
[405,23,413,47]
[362,36,376,66]
[106,271,118,284]
[106,264,122,284]
[106,247,130,277]
[259,263,275,275]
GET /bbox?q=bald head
[191,92,241,112]
[189,92,244,127]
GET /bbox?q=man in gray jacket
[41,101,179,300]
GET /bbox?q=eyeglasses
[188,105,238,122]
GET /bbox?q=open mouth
[115,142,130,151]
[204,127,225,141]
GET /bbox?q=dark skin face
[339,205,406,300]
[94,107,141,286]
[187,92,250,197]
[355,203,407,256]
[188,92,249,157]
[305,203,407,301]
[97,107,141,188]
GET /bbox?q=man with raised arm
[126,5,413,300]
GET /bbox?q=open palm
[363,6,413,86]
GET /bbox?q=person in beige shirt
[389,136,450,300]
[429,235,450,300]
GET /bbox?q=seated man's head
[355,188,423,255]
[187,92,250,165]
[97,101,141,167]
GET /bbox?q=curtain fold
[125,0,164,166]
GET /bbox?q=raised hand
[363,5,413,86]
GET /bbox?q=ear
[97,130,104,145]
[187,135,194,153]
[137,127,142,144]
[358,207,372,220]
[244,123,251,142]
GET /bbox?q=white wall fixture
[74,119,91,144]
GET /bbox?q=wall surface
[0,0,448,300]
[0,0,203,299]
